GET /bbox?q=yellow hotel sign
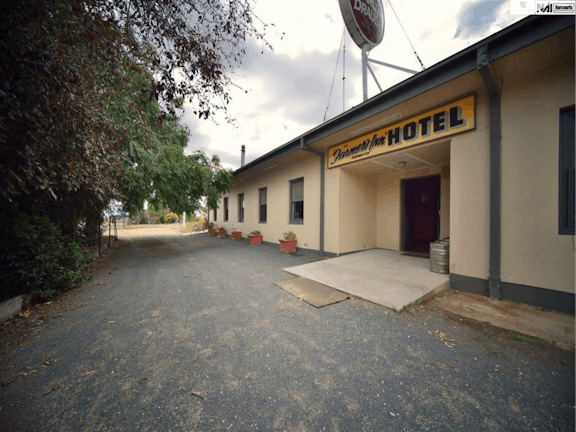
[328,95,475,168]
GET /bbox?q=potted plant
[249,230,263,245]
[217,227,226,238]
[231,227,241,241]
[206,222,215,236]
[279,231,297,253]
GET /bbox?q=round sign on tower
[339,0,385,50]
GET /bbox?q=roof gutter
[300,137,325,256]
[477,45,501,299]
[234,17,573,179]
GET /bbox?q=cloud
[453,0,508,39]
[177,0,523,172]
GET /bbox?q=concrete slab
[0,295,22,324]
[284,249,449,312]
[275,277,349,308]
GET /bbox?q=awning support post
[300,137,325,257]
[477,45,502,300]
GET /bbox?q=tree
[0,0,267,298]
[0,0,272,207]
[109,68,234,217]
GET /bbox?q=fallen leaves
[43,381,61,395]
[21,369,38,377]
[439,361,461,372]
[18,309,32,318]
[0,377,17,387]
[191,390,205,400]
[0,363,16,371]
[428,330,456,347]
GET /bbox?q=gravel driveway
[0,227,574,431]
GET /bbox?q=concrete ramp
[275,278,349,308]
[284,249,449,312]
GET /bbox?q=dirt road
[1,227,573,431]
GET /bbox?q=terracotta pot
[249,234,263,245]
[208,229,215,236]
[231,231,241,241]
[217,230,226,238]
[279,238,296,253]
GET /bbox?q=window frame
[259,187,267,223]
[238,193,245,223]
[559,106,575,235]
[289,178,304,225]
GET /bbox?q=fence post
[73,209,77,244]
[98,214,101,255]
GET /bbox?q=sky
[181,0,522,170]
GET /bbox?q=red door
[403,176,440,254]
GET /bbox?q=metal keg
[430,240,449,274]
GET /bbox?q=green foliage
[5,214,91,301]
[0,0,255,296]
[509,334,532,343]
[140,214,148,225]
[164,212,179,222]
[0,0,268,214]
[110,69,235,218]
[283,231,296,240]
[1,0,275,205]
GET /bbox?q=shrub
[165,212,179,222]
[250,230,261,235]
[140,214,148,224]
[283,231,296,240]
[9,214,91,301]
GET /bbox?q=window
[238,193,244,222]
[559,107,575,235]
[259,188,267,223]
[290,178,304,224]
[224,197,229,221]
[214,207,217,222]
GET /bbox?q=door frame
[400,174,441,252]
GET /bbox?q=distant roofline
[235,16,574,177]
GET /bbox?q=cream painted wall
[500,57,575,293]
[450,86,491,279]
[213,29,574,300]
[376,172,402,250]
[324,166,340,254]
[338,169,377,253]
[374,164,450,251]
[214,151,321,250]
